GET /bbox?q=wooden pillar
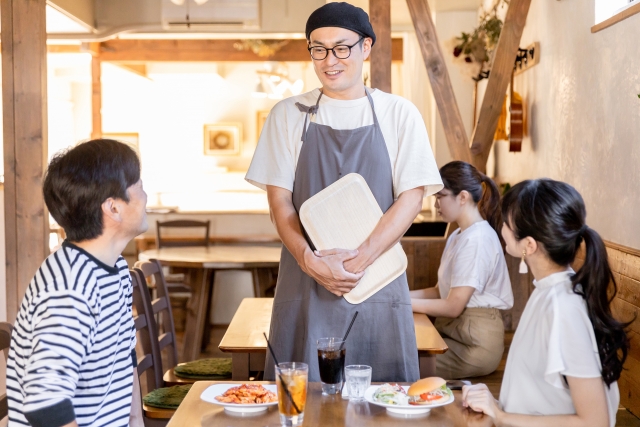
[2,0,49,322]
[406,0,472,163]
[90,42,103,139]
[469,0,532,172]
[369,0,392,92]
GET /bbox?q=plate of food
[365,377,454,415]
[200,383,278,413]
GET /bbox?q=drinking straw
[263,332,302,414]
[338,311,359,393]
[339,311,359,351]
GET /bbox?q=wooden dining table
[219,298,448,380]
[166,381,495,427]
[139,245,282,362]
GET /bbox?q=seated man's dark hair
[43,139,141,242]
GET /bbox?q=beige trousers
[434,307,504,379]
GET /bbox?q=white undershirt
[499,270,618,427]
[437,221,513,309]
[245,88,443,199]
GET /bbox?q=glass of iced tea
[275,362,308,426]
[317,337,346,395]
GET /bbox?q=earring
[519,250,528,274]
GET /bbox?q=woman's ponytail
[478,174,502,234]
[439,161,502,234]
[573,226,630,386]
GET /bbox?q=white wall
[493,0,640,248]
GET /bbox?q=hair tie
[579,224,588,236]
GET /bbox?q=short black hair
[43,139,141,242]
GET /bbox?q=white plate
[200,384,278,413]
[364,385,454,415]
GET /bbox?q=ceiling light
[170,0,186,5]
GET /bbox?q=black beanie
[305,2,376,46]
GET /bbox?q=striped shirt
[6,241,137,427]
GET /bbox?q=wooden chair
[155,220,210,249]
[1,322,13,422]
[134,261,181,385]
[130,269,174,426]
[134,260,231,384]
[154,220,211,297]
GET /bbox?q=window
[593,0,640,32]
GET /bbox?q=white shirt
[499,270,619,427]
[437,221,513,309]
[245,88,443,198]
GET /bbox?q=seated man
[6,139,146,427]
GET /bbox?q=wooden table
[166,381,495,427]
[139,246,281,362]
[219,298,448,380]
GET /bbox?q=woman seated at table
[410,161,513,379]
[462,179,628,427]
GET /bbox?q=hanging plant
[449,0,509,81]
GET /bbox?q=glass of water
[344,365,372,402]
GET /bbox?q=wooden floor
[177,328,640,426]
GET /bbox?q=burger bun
[407,377,447,396]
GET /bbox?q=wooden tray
[299,173,407,304]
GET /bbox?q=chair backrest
[134,260,179,370]
[130,269,163,395]
[1,322,14,420]
[155,220,210,249]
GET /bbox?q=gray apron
[265,88,419,383]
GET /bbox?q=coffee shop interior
[1,0,639,425]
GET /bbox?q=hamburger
[407,377,452,405]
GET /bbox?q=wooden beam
[113,63,148,79]
[469,0,532,172]
[97,38,403,62]
[2,0,49,322]
[90,42,102,139]
[406,0,472,163]
[370,0,392,92]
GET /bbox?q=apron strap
[295,90,324,142]
[364,87,380,129]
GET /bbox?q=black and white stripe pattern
[6,241,136,427]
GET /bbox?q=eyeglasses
[308,37,364,61]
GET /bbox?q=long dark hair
[501,179,629,386]
[439,161,501,233]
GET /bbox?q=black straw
[263,332,302,414]
[339,311,359,351]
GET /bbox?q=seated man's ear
[102,198,123,225]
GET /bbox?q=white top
[499,270,619,427]
[245,88,443,199]
[437,221,513,310]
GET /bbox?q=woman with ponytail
[410,161,513,379]
[462,179,628,427]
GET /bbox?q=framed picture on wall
[256,110,270,140]
[204,123,242,156]
[103,133,139,154]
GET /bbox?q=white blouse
[499,270,619,427]
[437,221,513,310]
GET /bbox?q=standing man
[246,2,442,382]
